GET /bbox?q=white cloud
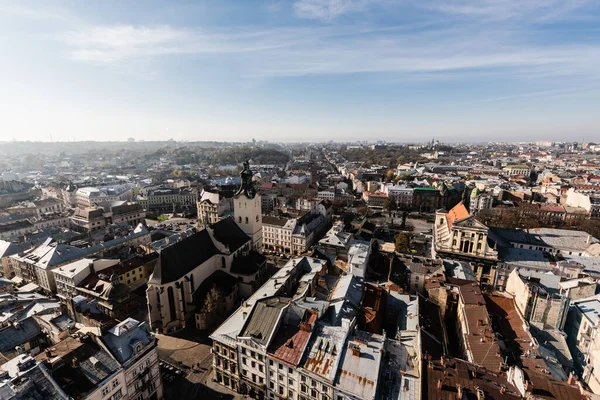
[55,22,600,86]
[293,0,371,21]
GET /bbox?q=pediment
[453,216,488,230]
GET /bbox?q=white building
[347,240,371,278]
[234,161,263,250]
[567,296,600,394]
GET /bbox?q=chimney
[437,379,443,390]
[350,343,361,357]
[568,371,577,385]
[476,389,485,400]
[72,357,80,368]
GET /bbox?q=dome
[104,282,130,300]
[470,187,480,198]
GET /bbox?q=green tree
[395,232,413,254]
[201,286,223,327]
[385,170,395,183]
[384,197,398,217]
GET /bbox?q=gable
[452,216,488,231]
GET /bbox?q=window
[102,386,110,397]
[112,389,123,400]
[245,217,249,224]
[289,367,293,374]
[289,378,293,385]
[279,363,283,370]
[270,382,275,389]
[269,360,274,366]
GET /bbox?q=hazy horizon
[1,1,599,143]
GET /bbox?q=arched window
[167,287,176,322]
[245,217,249,224]
[238,216,242,223]
[256,215,259,222]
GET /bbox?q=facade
[76,185,135,208]
[0,220,36,241]
[135,186,197,213]
[10,239,89,294]
[197,188,232,228]
[505,269,569,330]
[384,184,414,209]
[347,240,370,278]
[210,257,421,400]
[567,296,600,394]
[433,202,499,262]
[70,202,145,233]
[502,165,530,176]
[53,258,120,302]
[234,161,263,250]
[102,318,163,400]
[362,191,387,208]
[469,188,494,213]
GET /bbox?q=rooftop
[334,331,384,399]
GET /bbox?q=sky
[1,0,599,143]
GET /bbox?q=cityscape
[2,140,600,400]
[2,1,600,399]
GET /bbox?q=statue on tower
[237,159,256,198]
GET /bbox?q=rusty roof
[268,310,316,367]
[425,357,520,400]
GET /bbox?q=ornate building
[433,202,499,262]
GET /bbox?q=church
[146,162,266,333]
[433,201,499,262]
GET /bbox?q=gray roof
[0,363,69,400]
[102,318,153,364]
[239,297,289,345]
[0,317,42,354]
[491,227,598,252]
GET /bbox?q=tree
[385,170,396,183]
[395,232,413,254]
[201,286,223,327]
[384,197,398,217]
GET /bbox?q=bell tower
[234,160,263,250]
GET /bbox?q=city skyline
[1,0,599,142]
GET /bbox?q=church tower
[234,160,263,250]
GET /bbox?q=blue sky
[1,0,599,143]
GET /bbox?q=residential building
[76,184,135,208]
[135,186,197,213]
[70,202,145,233]
[383,184,414,209]
[347,240,370,278]
[567,296,600,394]
[362,191,387,208]
[505,269,569,330]
[101,318,163,400]
[197,188,232,228]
